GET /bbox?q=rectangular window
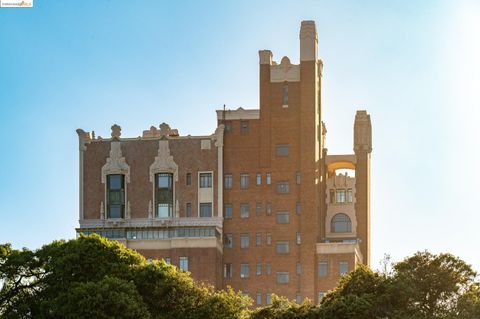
[266,202,272,215]
[266,232,272,246]
[276,144,289,157]
[224,203,233,219]
[256,292,262,305]
[282,83,289,106]
[330,189,335,203]
[240,233,250,249]
[240,203,250,218]
[224,121,232,133]
[256,173,262,185]
[296,232,301,245]
[200,173,212,188]
[266,293,272,305]
[224,263,232,278]
[256,202,262,215]
[199,203,212,217]
[224,234,233,248]
[179,256,188,272]
[276,272,289,284]
[296,171,301,184]
[266,263,272,275]
[296,262,301,275]
[340,261,349,275]
[186,203,192,217]
[224,174,233,189]
[256,263,262,276]
[240,263,249,278]
[256,232,262,246]
[276,181,289,193]
[240,120,249,135]
[347,189,353,203]
[276,241,290,254]
[295,201,301,215]
[319,261,328,277]
[296,292,301,304]
[240,174,249,189]
[155,173,173,218]
[186,173,192,186]
[276,212,290,224]
[336,189,346,203]
[107,174,125,218]
[266,173,272,185]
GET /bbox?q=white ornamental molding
[101,141,131,183]
[149,140,178,182]
[79,217,223,229]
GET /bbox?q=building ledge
[316,242,363,263]
[79,217,223,229]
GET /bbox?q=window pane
[266,173,272,185]
[186,173,192,186]
[224,263,232,278]
[256,232,262,246]
[276,212,289,224]
[256,263,262,276]
[347,189,353,202]
[276,144,289,156]
[319,262,328,277]
[179,257,188,271]
[224,174,233,189]
[107,175,125,218]
[224,203,233,219]
[256,293,262,305]
[276,181,289,193]
[224,234,233,248]
[240,120,249,134]
[276,241,289,254]
[108,174,123,189]
[240,234,250,248]
[331,213,352,233]
[256,202,262,215]
[336,189,346,203]
[340,262,349,275]
[276,272,289,284]
[240,264,249,278]
[200,173,212,188]
[283,84,288,105]
[199,203,212,217]
[266,233,272,245]
[240,203,250,218]
[256,173,261,185]
[240,174,249,189]
[266,263,272,275]
[186,203,192,217]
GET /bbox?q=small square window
[199,173,212,188]
[240,203,250,218]
[240,174,249,189]
[224,203,233,219]
[276,144,289,157]
[164,257,171,264]
[336,189,346,203]
[276,241,289,254]
[240,120,249,135]
[224,174,233,189]
[199,203,212,217]
[276,272,289,284]
[276,212,290,224]
[276,181,289,193]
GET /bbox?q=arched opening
[331,213,352,233]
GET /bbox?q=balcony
[78,217,223,229]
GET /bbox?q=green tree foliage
[0,234,250,319]
[251,295,319,319]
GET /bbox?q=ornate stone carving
[270,56,300,82]
[149,140,178,182]
[101,141,130,183]
[259,50,272,65]
[76,129,91,151]
[142,123,179,138]
[213,124,225,147]
[111,124,121,140]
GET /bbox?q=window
[296,292,301,304]
[256,202,262,215]
[155,173,173,218]
[266,232,272,246]
[224,203,233,219]
[266,263,272,275]
[319,261,328,277]
[179,256,188,272]
[347,188,353,203]
[224,121,232,133]
[329,189,335,203]
[276,181,289,193]
[240,263,249,278]
[339,261,349,275]
[256,173,262,185]
[266,293,272,305]
[224,234,233,248]
[240,174,249,189]
[240,120,249,134]
[224,263,232,278]
[240,203,250,218]
[164,257,171,264]
[200,173,212,188]
[186,173,192,186]
[276,212,290,224]
[282,83,289,106]
[277,272,289,284]
[266,173,272,185]
[276,144,289,156]
[199,203,212,217]
[256,263,262,276]
[296,171,301,184]
[336,189,346,203]
[186,203,192,217]
[296,232,301,245]
[256,292,262,305]
[224,174,233,189]
[296,262,301,275]
[107,174,125,218]
[266,202,272,215]
[318,292,326,303]
[331,213,352,233]
[240,233,250,248]
[276,241,290,254]
[256,232,262,246]
[296,201,301,215]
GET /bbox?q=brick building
[76,20,372,305]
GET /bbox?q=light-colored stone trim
[259,50,272,65]
[214,125,224,219]
[270,56,300,83]
[76,129,91,220]
[300,20,318,62]
[198,170,214,217]
[215,108,260,121]
[78,217,224,229]
[316,242,363,263]
[126,237,221,252]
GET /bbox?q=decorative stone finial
[111,124,121,140]
[354,110,372,153]
[259,50,272,65]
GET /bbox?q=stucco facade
[76,20,372,305]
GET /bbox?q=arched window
[331,213,351,233]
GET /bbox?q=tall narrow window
[319,261,328,277]
[240,120,249,135]
[296,262,301,275]
[240,174,249,189]
[256,173,262,185]
[224,203,233,219]
[266,202,272,215]
[224,174,233,189]
[186,173,192,186]
[256,202,262,215]
[329,189,335,203]
[240,263,250,278]
[256,263,262,276]
[347,189,353,203]
[179,256,188,271]
[256,232,262,246]
[296,292,301,304]
[256,292,262,305]
[296,171,301,184]
[296,232,301,245]
[266,293,272,304]
[224,263,233,278]
[282,83,289,106]
[339,261,349,275]
[199,203,212,217]
[296,201,301,215]
[186,203,192,217]
[107,174,125,218]
[240,203,250,218]
[155,173,173,218]
[266,232,272,246]
[266,263,272,275]
[224,234,233,248]
[200,173,212,188]
[336,189,346,203]
[266,173,272,185]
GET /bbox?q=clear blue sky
[1,0,479,271]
